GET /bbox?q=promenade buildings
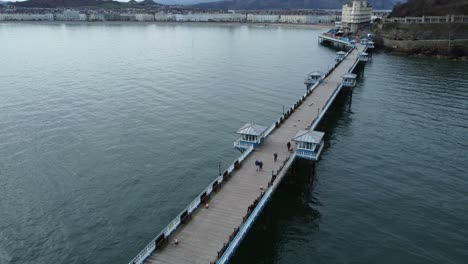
[0,12,53,21]
[0,8,339,24]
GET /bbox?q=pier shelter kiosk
[347,39,357,49]
[335,51,346,62]
[359,52,369,62]
[342,73,358,88]
[304,71,324,88]
[234,123,268,151]
[292,130,325,161]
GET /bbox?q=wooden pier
[129,44,367,264]
[318,34,352,49]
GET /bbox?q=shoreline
[379,48,468,61]
[0,20,333,29]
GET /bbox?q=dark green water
[232,56,468,263]
[0,23,467,264]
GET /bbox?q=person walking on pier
[255,160,260,171]
[273,153,278,162]
[259,161,263,170]
[287,141,291,152]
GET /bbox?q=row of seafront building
[383,14,467,24]
[158,12,339,23]
[0,10,340,23]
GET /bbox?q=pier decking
[132,44,367,264]
[318,34,352,49]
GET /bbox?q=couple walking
[255,160,263,171]
[255,143,290,172]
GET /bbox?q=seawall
[373,22,468,57]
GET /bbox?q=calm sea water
[0,23,467,264]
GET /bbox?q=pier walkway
[131,44,366,264]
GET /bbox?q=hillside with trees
[194,0,400,10]
[374,0,468,57]
[390,0,468,17]
[12,0,159,8]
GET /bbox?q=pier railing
[128,76,317,264]
[216,47,358,263]
[128,44,360,264]
[128,145,254,264]
[310,83,344,129]
[216,152,297,264]
[129,85,316,264]
[264,78,323,139]
[308,47,357,130]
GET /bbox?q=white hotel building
[341,0,373,33]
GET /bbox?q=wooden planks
[144,46,364,264]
